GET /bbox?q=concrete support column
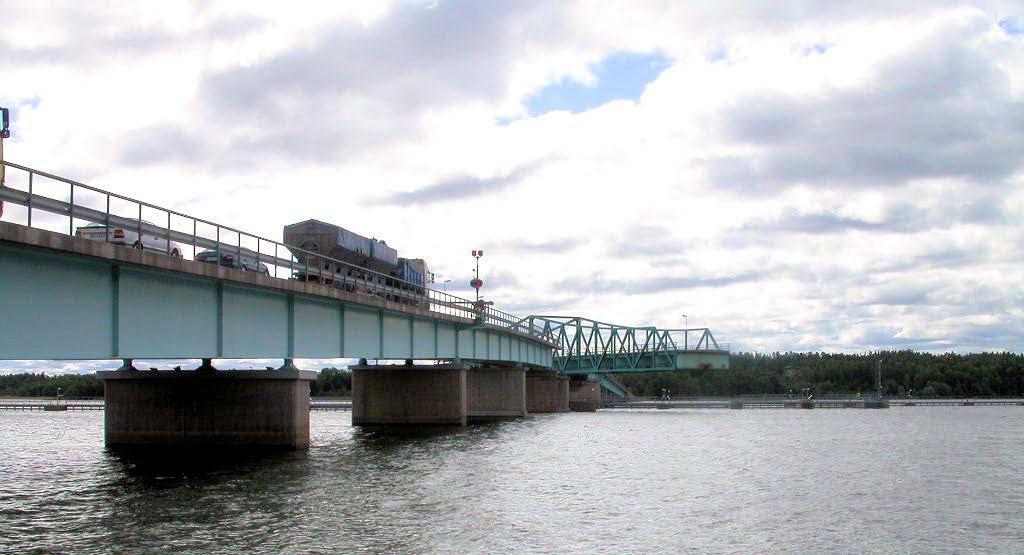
[97,368,316,449]
[569,377,601,412]
[351,364,467,426]
[526,370,570,413]
[467,366,526,422]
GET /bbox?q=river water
[1,407,1022,554]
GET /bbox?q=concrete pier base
[467,366,526,422]
[526,371,570,413]
[351,364,467,426]
[568,377,601,412]
[97,369,315,449]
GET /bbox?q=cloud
[860,284,932,306]
[557,271,767,295]
[606,225,685,258]
[119,125,207,166]
[493,238,586,254]
[706,13,1024,192]
[723,195,1011,247]
[375,163,541,205]
[186,1,567,165]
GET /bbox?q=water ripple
[1,408,1022,553]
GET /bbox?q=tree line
[0,368,354,398]
[618,350,1024,398]
[3,351,1023,398]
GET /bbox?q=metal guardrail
[0,161,548,340]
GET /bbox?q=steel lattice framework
[523,316,730,374]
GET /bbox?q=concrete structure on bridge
[0,160,731,449]
[352,361,529,426]
[100,367,316,449]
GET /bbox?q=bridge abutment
[568,376,601,412]
[97,368,315,449]
[526,370,570,413]
[351,363,467,426]
[467,366,526,422]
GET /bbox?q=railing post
[137,203,142,249]
[192,219,197,259]
[25,171,33,227]
[68,183,74,236]
[166,211,171,255]
[216,226,221,263]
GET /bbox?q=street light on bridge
[470,249,483,301]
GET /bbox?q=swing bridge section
[526,316,730,375]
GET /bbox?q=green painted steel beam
[0,240,555,365]
[556,350,730,374]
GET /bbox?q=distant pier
[605,398,1024,410]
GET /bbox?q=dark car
[195,249,270,274]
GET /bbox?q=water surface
[1,408,1022,553]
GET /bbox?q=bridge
[0,159,729,447]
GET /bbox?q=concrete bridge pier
[351,362,467,426]
[467,365,526,422]
[97,364,316,449]
[526,370,570,413]
[568,376,601,412]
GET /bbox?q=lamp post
[470,250,483,301]
[443,279,451,292]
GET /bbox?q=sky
[1,1,1023,373]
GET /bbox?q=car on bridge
[76,224,183,258]
[195,249,270,274]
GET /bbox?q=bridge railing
[0,161,544,340]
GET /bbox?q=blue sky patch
[802,43,830,56]
[705,44,728,63]
[999,18,1023,36]
[524,51,670,116]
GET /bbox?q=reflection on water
[1,408,1023,554]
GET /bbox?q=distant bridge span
[527,315,730,374]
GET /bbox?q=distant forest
[0,368,353,399]
[619,351,1024,398]
[2,351,1022,398]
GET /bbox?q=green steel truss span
[523,316,730,375]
